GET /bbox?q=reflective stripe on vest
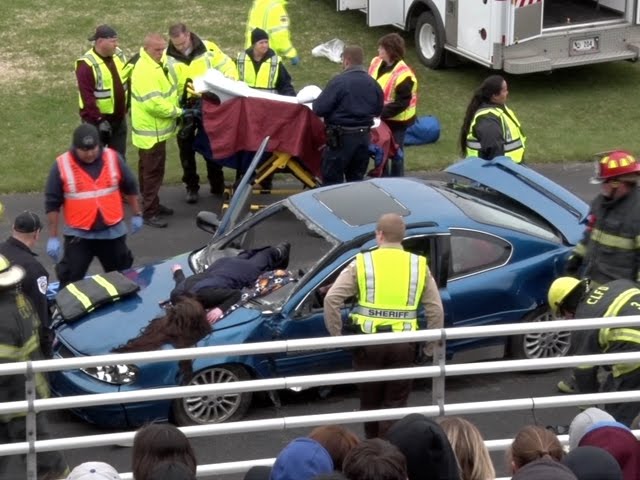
[245,1,297,58]
[77,48,128,114]
[237,52,279,92]
[56,148,123,229]
[351,249,427,334]
[466,106,526,163]
[590,228,636,250]
[368,57,417,122]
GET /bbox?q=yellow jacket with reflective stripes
[350,248,427,334]
[466,105,526,163]
[0,290,49,422]
[166,37,238,99]
[130,48,181,150]
[245,0,298,59]
[76,47,131,114]
[575,279,640,377]
[237,51,280,91]
[368,57,417,123]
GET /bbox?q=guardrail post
[431,337,446,416]
[25,361,37,480]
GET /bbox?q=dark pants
[177,129,225,194]
[352,342,415,439]
[0,414,68,480]
[138,141,166,218]
[602,369,640,426]
[108,118,128,160]
[387,126,406,177]
[55,235,133,288]
[321,130,370,186]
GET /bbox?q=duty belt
[328,125,370,134]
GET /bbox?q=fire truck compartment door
[368,0,404,27]
[336,0,366,11]
[509,1,543,44]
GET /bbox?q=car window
[437,184,562,243]
[449,229,511,279]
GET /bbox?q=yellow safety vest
[245,0,298,59]
[237,52,280,91]
[76,47,131,114]
[368,57,418,122]
[130,48,181,150]
[466,106,526,163]
[350,249,427,334]
[166,39,238,98]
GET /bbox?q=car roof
[288,178,458,241]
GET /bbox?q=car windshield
[437,182,562,243]
[194,203,337,306]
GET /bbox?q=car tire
[415,11,445,69]
[172,364,253,425]
[509,307,571,360]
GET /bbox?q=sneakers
[185,190,198,204]
[158,204,174,216]
[143,216,168,228]
[557,376,578,394]
[273,242,291,269]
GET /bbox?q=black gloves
[98,120,112,146]
[564,253,583,278]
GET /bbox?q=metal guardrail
[3,315,640,478]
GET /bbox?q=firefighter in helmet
[565,150,640,286]
[548,276,640,426]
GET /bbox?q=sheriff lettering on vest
[75,24,130,158]
[323,213,444,439]
[44,124,143,288]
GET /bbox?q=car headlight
[81,364,139,385]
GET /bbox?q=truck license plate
[570,36,599,55]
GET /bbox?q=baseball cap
[73,124,100,150]
[13,211,42,233]
[66,462,121,480]
[88,25,118,41]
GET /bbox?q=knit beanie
[251,28,269,45]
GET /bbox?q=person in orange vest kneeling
[369,33,418,177]
[44,124,143,288]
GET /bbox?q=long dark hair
[132,423,197,480]
[113,297,211,380]
[459,74,505,156]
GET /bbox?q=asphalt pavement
[0,162,601,479]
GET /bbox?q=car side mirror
[196,211,220,235]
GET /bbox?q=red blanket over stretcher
[201,96,396,179]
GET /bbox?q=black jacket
[313,66,383,128]
[0,237,49,327]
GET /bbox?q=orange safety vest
[56,148,123,230]
[368,57,417,122]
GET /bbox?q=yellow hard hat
[548,277,583,316]
[0,254,25,288]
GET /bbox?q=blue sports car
[50,153,588,428]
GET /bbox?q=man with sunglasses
[44,124,142,289]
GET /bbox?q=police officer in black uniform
[313,45,383,186]
[0,211,52,356]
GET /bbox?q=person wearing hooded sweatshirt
[384,414,460,480]
[270,438,334,480]
[562,446,623,480]
[511,459,577,480]
[578,424,640,480]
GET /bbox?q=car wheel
[415,11,445,69]
[510,307,571,360]
[172,364,252,425]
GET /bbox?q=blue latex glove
[291,56,300,66]
[46,237,60,261]
[130,215,143,235]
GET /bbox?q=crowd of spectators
[62,406,639,480]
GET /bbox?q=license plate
[570,36,599,55]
